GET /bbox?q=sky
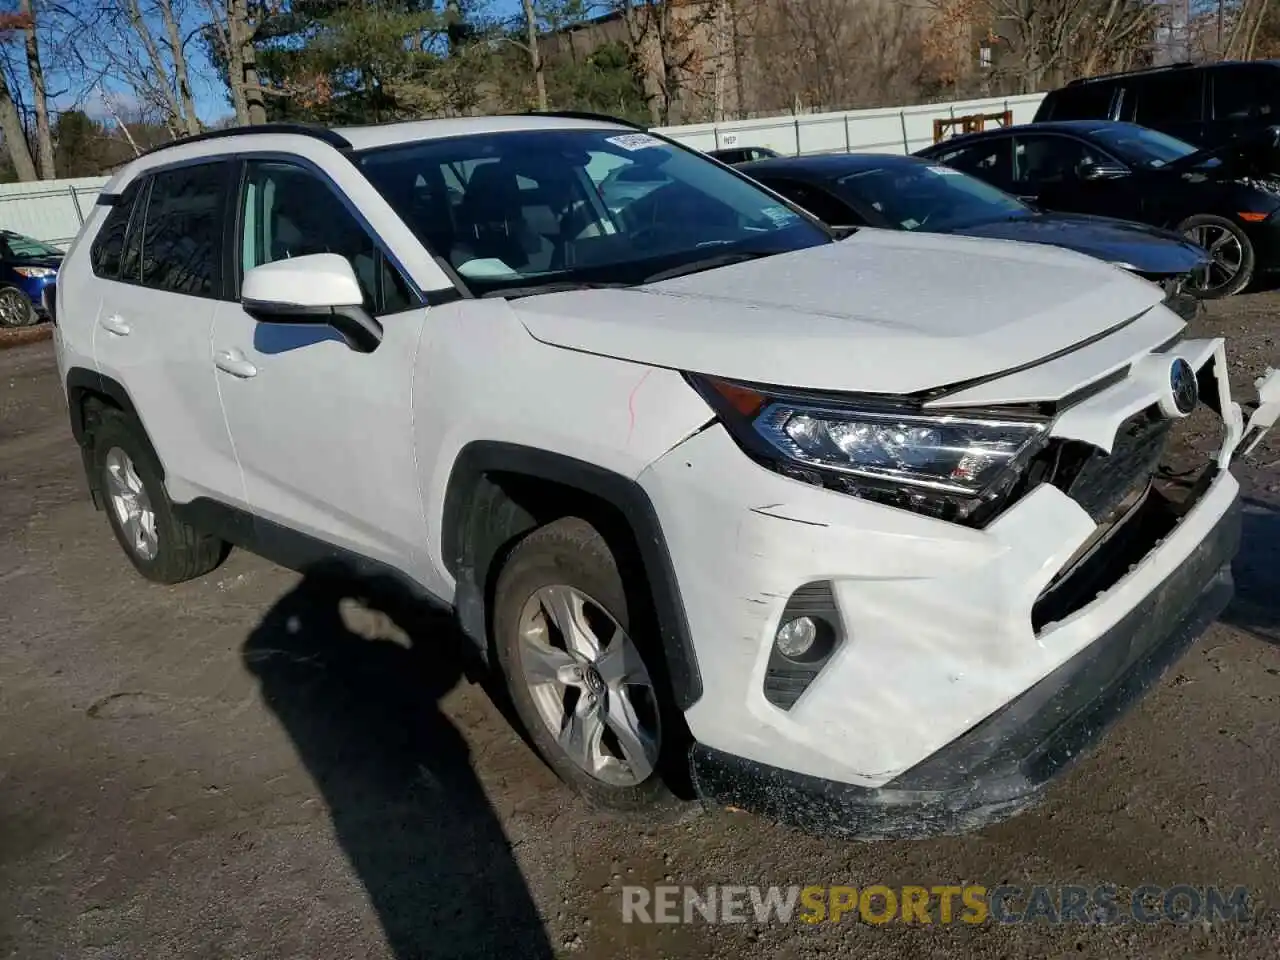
[36,0,530,129]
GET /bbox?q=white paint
[241,253,364,308]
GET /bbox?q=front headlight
[14,266,56,278]
[691,376,1052,525]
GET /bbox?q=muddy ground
[0,293,1277,960]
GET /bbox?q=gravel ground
[0,293,1277,960]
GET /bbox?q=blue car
[0,229,61,327]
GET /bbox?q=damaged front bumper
[689,497,1240,838]
[641,325,1277,839]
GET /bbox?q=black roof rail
[517,109,648,130]
[1066,61,1195,86]
[134,122,352,160]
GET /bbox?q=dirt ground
[1,293,1278,960]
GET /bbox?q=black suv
[1033,60,1280,148]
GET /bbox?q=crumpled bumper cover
[689,495,1241,839]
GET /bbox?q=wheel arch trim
[441,440,704,710]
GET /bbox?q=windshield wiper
[480,280,632,300]
[829,225,860,239]
[642,250,777,284]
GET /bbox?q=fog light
[775,616,817,659]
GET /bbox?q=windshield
[834,162,1028,230]
[356,128,830,296]
[1086,124,1204,169]
[2,231,62,259]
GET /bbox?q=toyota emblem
[1170,358,1199,415]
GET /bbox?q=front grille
[1054,408,1172,524]
[1031,399,1222,631]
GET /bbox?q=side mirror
[1078,161,1129,181]
[241,253,383,353]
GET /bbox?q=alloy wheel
[516,584,661,787]
[104,447,159,561]
[1184,223,1245,295]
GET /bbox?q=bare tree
[0,12,37,180]
[616,0,716,124]
[522,0,549,110]
[19,0,54,177]
[752,0,927,113]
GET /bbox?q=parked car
[1032,60,1280,149]
[53,116,1278,838]
[915,120,1280,298]
[0,229,61,327]
[706,145,781,164]
[738,152,1210,319]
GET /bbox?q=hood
[513,228,1167,396]
[940,211,1210,276]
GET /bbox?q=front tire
[492,517,682,812]
[90,409,227,584]
[0,286,37,327]
[1179,214,1255,299]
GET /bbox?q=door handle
[99,314,131,336]
[214,348,258,379]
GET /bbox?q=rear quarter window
[89,182,141,280]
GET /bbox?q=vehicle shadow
[1221,496,1280,643]
[241,574,554,960]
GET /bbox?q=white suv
[51,114,1279,837]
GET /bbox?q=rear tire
[1179,214,1255,299]
[492,516,685,813]
[90,409,227,584]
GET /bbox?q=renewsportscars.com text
[621,884,1252,926]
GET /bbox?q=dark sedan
[914,120,1280,298]
[738,152,1210,319]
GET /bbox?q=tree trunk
[19,0,54,178]
[124,0,185,130]
[157,0,201,134]
[0,71,36,181]
[521,0,548,111]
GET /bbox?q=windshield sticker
[606,133,665,152]
[928,165,961,175]
[761,204,800,225]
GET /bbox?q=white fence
[655,92,1047,155]
[0,92,1047,250]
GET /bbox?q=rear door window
[135,161,230,298]
[929,138,1014,188]
[1044,83,1116,121]
[1125,71,1204,126]
[1212,65,1279,120]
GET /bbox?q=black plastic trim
[242,298,384,353]
[690,495,1241,838]
[172,498,451,614]
[441,441,703,709]
[65,367,143,447]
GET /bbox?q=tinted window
[1044,83,1115,121]
[357,129,829,297]
[1012,135,1103,186]
[758,177,861,225]
[1085,124,1199,168]
[1130,71,1202,127]
[928,139,1013,183]
[1213,65,1279,120]
[137,162,227,297]
[239,160,414,315]
[835,163,1026,230]
[90,182,140,279]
